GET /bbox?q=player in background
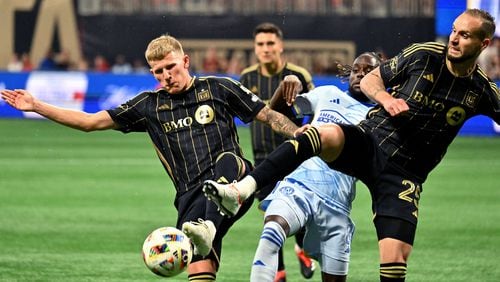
[246,52,382,282]
[202,9,499,281]
[1,34,300,282]
[239,22,316,281]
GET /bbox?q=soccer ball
[142,226,193,277]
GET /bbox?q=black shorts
[328,124,423,245]
[175,158,255,267]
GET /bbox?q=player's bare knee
[378,238,412,263]
[264,215,290,235]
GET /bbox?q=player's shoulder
[308,85,343,96]
[140,89,160,97]
[284,62,313,80]
[198,75,239,85]
[240,64,259,76]
[402,41,446,58]
[477,67,500,96]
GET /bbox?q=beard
[446,45,482,63]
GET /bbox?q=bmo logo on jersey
[162,105,215,133]
[162,117,193,132]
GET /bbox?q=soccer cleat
[203,180,242,217]
[181,219,216,257]
[295,244,316,279]
[274,270,286,282]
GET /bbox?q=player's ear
[183,55,190,69]
[480,38,491,52]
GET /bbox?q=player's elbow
[79,116,114,132]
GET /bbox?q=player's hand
[382,97,409,116]
[1,89,36,111]
[293,124,312,137]
[281,75,303,106]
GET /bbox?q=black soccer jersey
[240,62,314,162]
[107,76,265,194]
[361,42,500,181]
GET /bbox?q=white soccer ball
[142,226,193,277]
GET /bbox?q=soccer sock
[249,127,321,189]
[188,271,216,281]
[277,247,285,271]
[294,226,306,248]
[214,152,247,183]
[380,262,407,281]
[250,221,287,282]
[234,175,258,200]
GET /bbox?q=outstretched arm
[360,67,409,116]
[1,89,117,131]
[254,106,299,138]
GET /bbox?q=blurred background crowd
[2,0,500,79]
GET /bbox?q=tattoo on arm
[259,107,298,138]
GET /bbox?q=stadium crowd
[4,35,500,79]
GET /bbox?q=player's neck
[260,60,284,76]
[445,57,476,77]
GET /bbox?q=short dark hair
[464,8,496,40]
[253,22,283,40]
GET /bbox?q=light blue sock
[250,221,286,282]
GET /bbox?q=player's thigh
[306,206,354,274]
[263,182,314,235]
[175,190,206,228]
[317,124,345,162]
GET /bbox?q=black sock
[214,152,248,183]
[277,247,285,271]
[380,262,407,281]
[250,127,321,188]
[295,227,306,248]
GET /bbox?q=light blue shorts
[262,179,355,275]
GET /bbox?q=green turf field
[0,119,499,281]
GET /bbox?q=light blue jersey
[260,85,371,275]
[284,85,370,215]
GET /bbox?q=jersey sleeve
[379,42,443,88]
[483,81,500,123]
[293,86,344,118]
[378,48,413,87]
[298,70,315,92]
[292,96,313,118]
[106,92,149,133]
[218,77,266,123]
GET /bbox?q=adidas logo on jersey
[423,73,434,82]
[158,103,171,110]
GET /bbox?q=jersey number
[399,180,421,218]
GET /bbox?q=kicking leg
[203,126,326,216]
